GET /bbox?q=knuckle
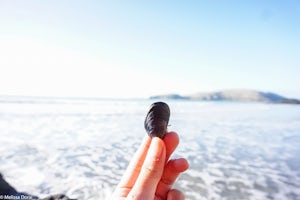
[142,160,162,178]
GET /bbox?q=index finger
[118,131,179,188]
[114,135,151,196]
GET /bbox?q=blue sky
[0,1,299,98]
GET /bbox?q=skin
[113,132,189,200]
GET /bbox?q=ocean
[0,97,299,200]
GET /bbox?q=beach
[0,97,299,199]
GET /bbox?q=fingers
[114,135,151,197]
[167,189,185,200]
[114,131,185,199]
[155,158,189,199]
[128,137,166,199]
[116,131,179,193]
[163,132,179,161]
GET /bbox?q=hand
[112,132,189,200]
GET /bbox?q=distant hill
[150,89,300,104]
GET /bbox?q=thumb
[128,137,166,199]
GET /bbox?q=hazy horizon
[0,88,299,101]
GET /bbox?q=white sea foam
[0,99,300,199]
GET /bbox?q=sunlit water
[0,97,299,200]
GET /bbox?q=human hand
[112,132,189,200]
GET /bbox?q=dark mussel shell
[144,102,170,138]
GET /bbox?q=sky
[0,1,299,99]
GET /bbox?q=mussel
[144,102,170,138]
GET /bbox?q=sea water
[0,97,299,200]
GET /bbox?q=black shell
[144,102,170,138]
